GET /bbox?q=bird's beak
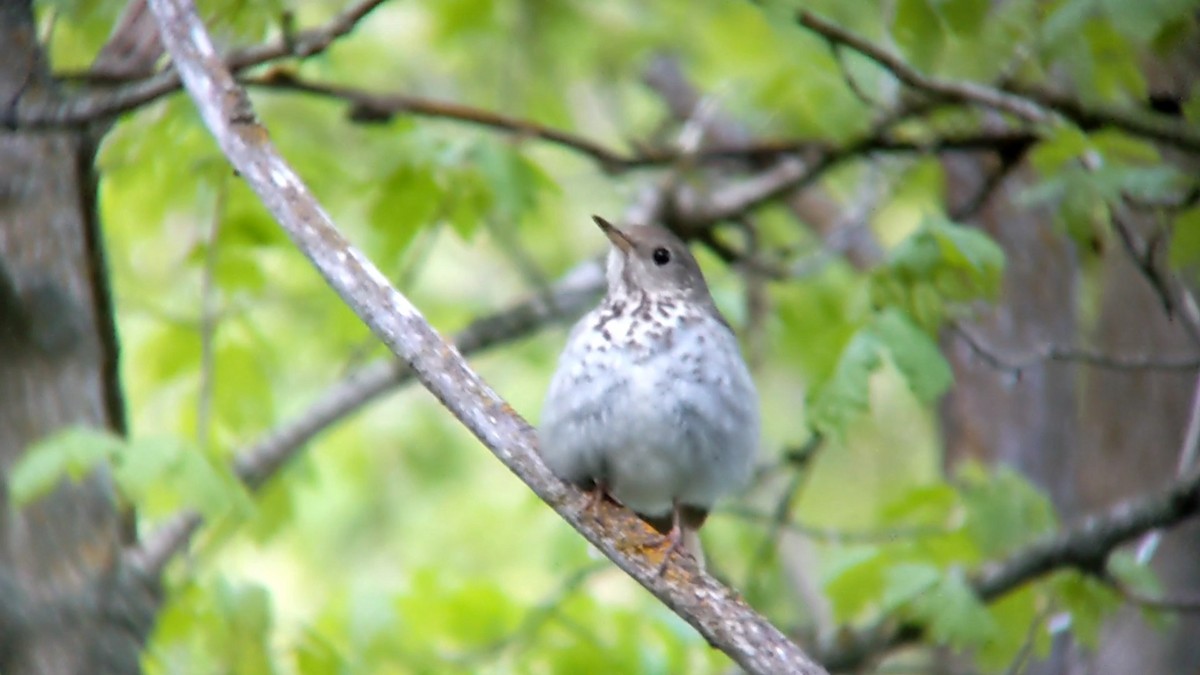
[593,215,634,254]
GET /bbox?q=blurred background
[5,0,1200,672]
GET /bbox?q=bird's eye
[652,247,671,266]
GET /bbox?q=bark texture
[0,2,154,673]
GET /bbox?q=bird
[538,215,760,570]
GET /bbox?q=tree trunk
[939,152,1080,675]
[0,2,154,673]
[940,63,1200,673]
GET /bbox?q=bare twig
[1108,209,1181,323]
[12,0,391,129]
[951,323,1200,376]
[1007,82,1200,154]
[795,10,1054,125]
[793,10,1200,154]
[145,2,825,671]
[246,70,644,170]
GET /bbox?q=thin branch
[948,152,1022,222]
[145,2,825,672]
[245,70,644,170]
[820,467,1200,670]
[12,0,391,129]
[951,323,1200,376]
[1008,82,1200,155]
[794,10,1200,154]
[127,261,604,574]
[1135,371,1200,568]
[973,461,1199,600]
[1109,208,1181,322]
[90,0,164,80]
[795,10,1054,126]
[673,128,1035,228]
[249,69,1037,177]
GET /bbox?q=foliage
[17,0,1198,672]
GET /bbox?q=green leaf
[474,142,556,226]
[1041,0,1095,47]
[872,308,954,402]
[212,340,276,435]
[369,161,441,257]
[809,306,953,434]
[1107,550,1162,599]
[214,578,278,675]
[444,165,495,241]
[880,562,942,612]
[1168,207,1200,273]
[873,216,1006,330]
[910,570,998,648]
[138,323,202,385]
[959,463,1058,556]
[1029,125,1092,175]
[1052,571,1122,648]
[978,585,1050,670]
[295,629,347,675]
[808,329,882,435]
[1083,17,1147,101]
[880,482,961,527]
[822,547,889,620]
[893,0,945,71]
[937,0,990,38]
[1107,550,1171,628]
[113,436,252,521]
[10,427,124,505]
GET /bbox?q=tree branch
[127,261,604,576]
[951,323,1200,375]
[146,1,825,672]
[794,10,1200,154]
[246,70,646,171]
[819,467,1200,670]
[1009,82,1200,154]
[977,469,1200,599]
[795,10,1054,125]
[248,68,1036,178]
[12,0,390,129]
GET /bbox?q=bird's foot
[651,524,687,576]
[580,482,612,520]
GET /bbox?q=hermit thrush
[538,216,760,569]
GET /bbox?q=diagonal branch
[145,1,825,673]
[794,10,1200,153]
[795,10,1054,125]
[127,261,604,576]
[976,469,1200,600]
[820,467,1200,671]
